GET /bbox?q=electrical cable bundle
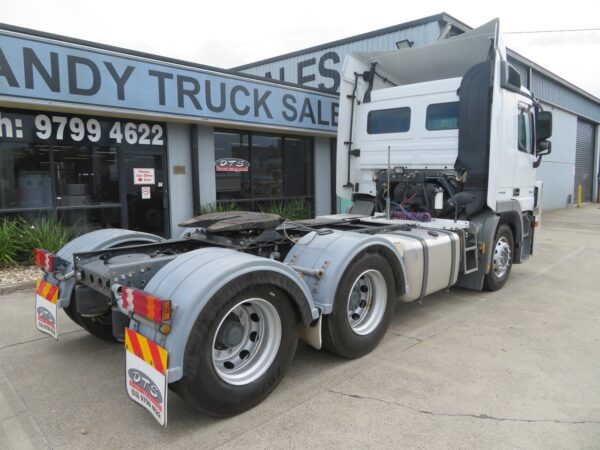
[390,201,432,222]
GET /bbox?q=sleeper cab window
[367,107,411,134]
[426,102,459,130]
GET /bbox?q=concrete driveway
[1,205,599,449]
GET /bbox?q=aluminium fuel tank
[378,227,461,302]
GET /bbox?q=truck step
[463,245,479,274]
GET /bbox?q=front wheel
[483,224,514,291]
[322,252,396,359]
[176,282,298,416]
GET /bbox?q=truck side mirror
[533,141,551,168]
[537,140,551,156]
[536,111,552,141]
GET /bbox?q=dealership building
[1,13,598,238]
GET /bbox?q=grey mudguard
[48,229,164,308]
[136,247,318,382]
[283,230,408,314]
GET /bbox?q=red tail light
[120,287,172,324]
[33,248,55,272]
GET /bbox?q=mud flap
[124,328,168,426]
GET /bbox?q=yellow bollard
[577,184,582,208]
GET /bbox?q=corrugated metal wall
[531,72,600,123]
[574,119,596,202]
[239,21,441,91]
[536,104,578,209]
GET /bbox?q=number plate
[124,328,168,427]
[35,279,59,340]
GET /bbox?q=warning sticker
[133,168,155,185]
[141,186,151,199]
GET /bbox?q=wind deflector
[454,60,493,217]
[348,19,499,86]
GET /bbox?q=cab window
[517,106,533,153]
[367,107,411,134]
[426,102,459,130]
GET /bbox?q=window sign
[133,168,155,185]
[0,109,165,147]
[215,158,250,172]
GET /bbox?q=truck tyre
[65,303,116,342]
[176,280,299,416]
[483,224,514,291]
[322,252,395,359]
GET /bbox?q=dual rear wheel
[178,253,397,416]
[176,281,299,417]
[322,252,396,359]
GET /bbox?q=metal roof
[232,13,469,71]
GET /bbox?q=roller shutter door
[574,119,596,203]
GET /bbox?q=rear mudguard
[284,230,409,314]
[46,229,164,308]
[136,247,318,382]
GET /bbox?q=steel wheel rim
[212,298,281,385]
[347,269,387,335]
[493,237,512,278]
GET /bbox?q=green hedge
[0,217,76,268]
[198,199,312,222]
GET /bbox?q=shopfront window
[0,108,167,236]
[215,130,313,213]
[53,146,119,207]
[251,135,283,198]
[0,143,52,209]
[215,132,250,199]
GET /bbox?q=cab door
[513,101,537,211]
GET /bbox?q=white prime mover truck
[32,19,552,425]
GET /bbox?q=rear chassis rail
[74,239,203,295]
[72,215,475,300]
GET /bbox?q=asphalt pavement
[1,205,599,449]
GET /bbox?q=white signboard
[133,168,155,185]
[141,186,151,199]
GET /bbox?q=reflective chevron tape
[36,279,59,304]
[124,328,168,376]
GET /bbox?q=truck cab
[334,19,552,288]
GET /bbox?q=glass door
[122,149,169,237]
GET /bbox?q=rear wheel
[483,224,514,291]
[176,281,298,416]
[322,252,396,359]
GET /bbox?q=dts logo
[128,368,163,403]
